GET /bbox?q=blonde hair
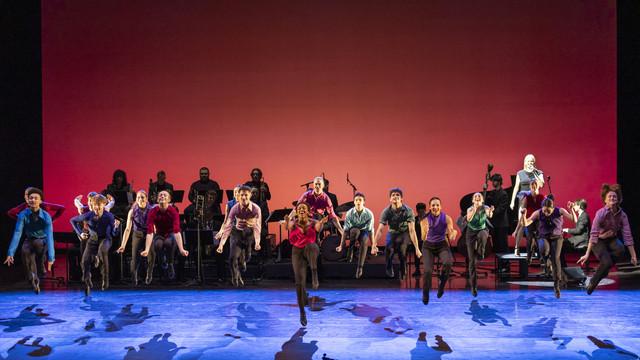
[523,154,536,167]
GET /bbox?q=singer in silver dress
[510,154,545,210]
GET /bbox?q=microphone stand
[346,173,358,197]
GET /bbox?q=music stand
[112,190,130,206]
[267,208,292,262]
[172,190,185,203]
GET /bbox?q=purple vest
[538,207,563,237]
[132,204,150,233]
[426,212,447,243]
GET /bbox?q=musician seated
[560,198,590,268]
[149,170,174,204]
[103,169,134,220]
[184,167,222,228]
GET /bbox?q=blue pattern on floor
[0,288,638,359]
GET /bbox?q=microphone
[300,181,313,188]
[487,163,494,172]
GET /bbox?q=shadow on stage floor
[0,283,639,359]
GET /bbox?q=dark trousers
[537,235,564,289]
[385,232,410,277]
[82,235,111,285]
[422,241,453,293]
[292,243,319,313]
[148,234,176,277]
[229,228,255,283]
[129,230,146,277]
[491,226,509,254]
[466,228,489,289]
[342,228,370,268]
[590,237,626,288]
[21,237,46,281]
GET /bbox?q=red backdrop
[41,0,616,239]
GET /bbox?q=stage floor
[0,285,639,360]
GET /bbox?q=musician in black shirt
[323,179,339,210]
[149,170,174,204]
[485,174,510,254]
[245,168,271,260]
[184,167,222,225]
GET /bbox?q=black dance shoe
[554,286,561,299]
[299,310,307,327]
[471,286,478,298]
[422,291,429,305]
[167,264,175,280]
[31,273,40,295]
[385,267,395,278]
[586,282,596,295]
[437,282,445,299]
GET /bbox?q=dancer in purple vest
[117,190,153,286]
[421,197,457,305]
[577,184,637,294]
[524,197,574,298]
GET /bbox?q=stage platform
[0,282,639,359]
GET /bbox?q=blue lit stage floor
[0,286,639,360]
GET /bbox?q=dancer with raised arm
[523,197,575,298]
[7,187,65,222]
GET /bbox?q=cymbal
[335,201,354,213]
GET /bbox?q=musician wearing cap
[335,192,376,279]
